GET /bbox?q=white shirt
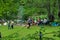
[43,19,47,23]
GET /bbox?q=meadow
[0,25,60,40]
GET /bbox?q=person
[34,19,37,25]
[45,18,50,25]
[37,18,41,25]
[39,32,42,40]
[43,18,48,25]
[27,18,32,28]
[41,19,44,25]
[0,32,1,38]
[48,14,55,22]
[32,19,34,25]
[8,21,10,29]
[11,21,14,29]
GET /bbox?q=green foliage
[0,0,59,20]
[22,14,32,20]
[0,25,60,40]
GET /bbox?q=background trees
[0,0,59,20]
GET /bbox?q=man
[39,32,42,40]
[11,21,14,29]
[37,18,41,25]
[27,18,32,28]
[43,18,48,24]
[8,21,10,29]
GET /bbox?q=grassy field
[0,25,60,40]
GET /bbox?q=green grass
[0,25,60,40]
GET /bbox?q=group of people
[0,17,60,29]
[27,18,49,28]
[8,20,14,29]
[26,17,60,28]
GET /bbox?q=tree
[0,0,59,20]
[58,0,60,18]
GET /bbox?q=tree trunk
[58,0,60,19]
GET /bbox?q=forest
[0,0,60,20]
